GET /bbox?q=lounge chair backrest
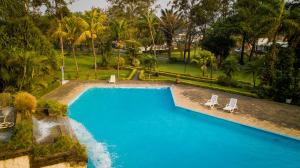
[211,95,218,103]
[229,98,237,107]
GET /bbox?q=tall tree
[111,19,127,78]
[260,0,299,85]
[142,10,159,60]
[51,19,67,68]
[160,8,182,61]
[64,16,82,77]
[173,0,198,72]
[233,0,268,64]
[78,8,107,78]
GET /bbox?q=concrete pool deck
[43,81,300,139]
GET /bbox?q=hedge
[140,70,257,97]
[179,80,258,98]
[139,70,176,83]
[158,70,217,80]
[37,100,68,117]
[122,69,137,80]
[155,71,217,83]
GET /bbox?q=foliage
[202,21,236,62]
[143,55,157,71]
[132,58,141,67]
[221,56,240,79]
[244,59,264,87]
[112,56,126,68]
[272,47,295,102]
[217,75,239,87]
[123,69,137,80]
[33,136,86,159]
[0,93,12,107]
[191,49,216,76]
[0,119,33,151]
[77,8,107,75]
[1,17,56,62]
[15,92,37,115]
[139,70,145,80]
[0,49,54,92]
[37,100,67,117]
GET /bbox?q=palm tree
[160,9,182,61]
[142,11,159,59]
[78,8,107,78]
[51,19,67,68]
[192,50,215,77]
[143,55,157,79]
[221,56,240,79]
[245,59,263,87]
[259,0,300,84]
[111,19,127,78]
[64,16,82,78]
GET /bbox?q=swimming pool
[68,87,300,168]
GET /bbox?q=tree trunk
[91,37,97,78]
[60,36,65,67]
[183,29,190,73]
[249,40,256,61]
[117,49,120,78]
[147,15,157,63]
[72,46,79,78]
[240,33,246,65]
[167,41,172,61]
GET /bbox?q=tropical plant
[142,10,159,59]
[221,56,240,79]
[51,19,67,68]
[15,92,37,116]
[0,93,12,108]
[245,59,264,87]
[160,9,182,61]
[64,16,82,77]
[0,49,53,91]
[78,8,107,78]
[111,19,127,78]
[259,0,300,84]
[192,50,216,77]
[143,55,157,78]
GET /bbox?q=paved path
[43,81,300,138]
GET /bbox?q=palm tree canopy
[77,8,107,43]
[160,9,182,43]
[63,16,83,45]
[111,19,127,41]
[51,20,67,39]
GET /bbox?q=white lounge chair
[223,98,238,113]
[108,75,116,84]
[0,108,14,129]
[204,94,219,108]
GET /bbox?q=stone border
[47,82,300,139]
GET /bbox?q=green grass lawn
[157,63,258,85]
[60,54,131,80]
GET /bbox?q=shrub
[33,136,86,159]
[132,58,140,67]
[139,70,145,80]
[0,93,12,108]
[217,75,239,87]
[112,56,125,68]
[0,119,33,151]
[221,56,240,79]
[123,69,137,80]
[37,100,67,116]
[15,92,37,115]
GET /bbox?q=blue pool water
[68,88,300,168]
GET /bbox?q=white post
[61,66,64,85]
